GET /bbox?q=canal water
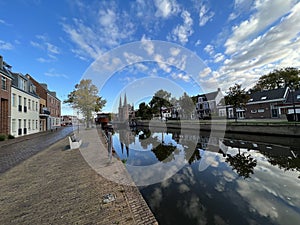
[112,126,300,225]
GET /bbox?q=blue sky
[1,0,299,114]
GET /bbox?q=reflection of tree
[268,155,300,179]
[225,150,257,179]
[152,144,177,162]
[187,148,201,165]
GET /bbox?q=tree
[179,92,195,119]
[149,90,172,119]
[225,83,249,122]
[251,67,300,91]
[136,102,152,120]
[64,79,106,128]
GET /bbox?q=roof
[286,89,300,103]
[198,89,220,101]
[248,87,287,103]
[0,65,14,79]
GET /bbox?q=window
[12,119,16,133]
[24,119,27,135]
[24,97,27,112]
[258,109,265,113]
[36,120,38,130]
[32,120,35,130]
[297,95,300,101]
[18,96,22,112]
[248,98,253,102]
[28,119,31,131]
[12,94,16,107]
[32,101,34,111]
[261,96,267,100]
[36,102,38,111]
[19,78,27,91]
[28,99,31,110]
[2,76,7,90]
[18,119,22,135]
[251,109,257,113]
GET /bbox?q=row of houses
[196,87,300,120]
[156,87,300,121]
[0,55,61,138]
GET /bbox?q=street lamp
[77,111,80,133]
[290,82,297,122]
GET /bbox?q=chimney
[41,83,48,90]
[0,55,3,70]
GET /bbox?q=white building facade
[10,73,39,137]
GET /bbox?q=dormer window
[261,96,267,100]
[248,98,253,102]
[297,95,300,101]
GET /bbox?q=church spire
[119,95,122,108]
[124,93,127,106]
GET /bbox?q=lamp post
[290,82,297,122]
[77,111,80,133]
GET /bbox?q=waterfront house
[275,89,300,121]
[0,55,13,135]
[194,88,223,119]
[245,87,289,119]
[26,75,61,130]
[11,73,40,137]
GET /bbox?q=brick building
[0,55,13,135]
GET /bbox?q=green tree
[225,83,249,122]
[149,90,172,119]
[136,102,152,120]
[179,92,195,119]
[64,79,106,128]
[251,67,300,91]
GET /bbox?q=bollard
[107,132,112,163]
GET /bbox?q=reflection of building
[118,94,134,122]
[118,128,135,157]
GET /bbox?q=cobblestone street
[0,126,157,224]
[0,127,74,174]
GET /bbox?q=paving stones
[0,126,158,225]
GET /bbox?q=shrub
[0,134,6,141]
[8,134,15,139]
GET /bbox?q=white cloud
[199,3,215,26]
[0,40,13,50]
[154,0,180,18]
[141,35,155,56]
[214,53,225,63]
[195,39,201,46]
[62,3,136,60]
[228,0,254,21]
[45,68,68,79]
[169,10,194,45]
[204,44,214,55]
[171,72,190,82]
[216,1,300,91]
[30,35,60,62]
[225,0,297,54]
[199,67,212,78]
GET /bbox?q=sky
[1,0,300,114]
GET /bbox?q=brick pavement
[0,126,158,225]
[0,126,74,174]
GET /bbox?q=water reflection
[112,126,300,225]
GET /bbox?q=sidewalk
[0,126,158,225]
